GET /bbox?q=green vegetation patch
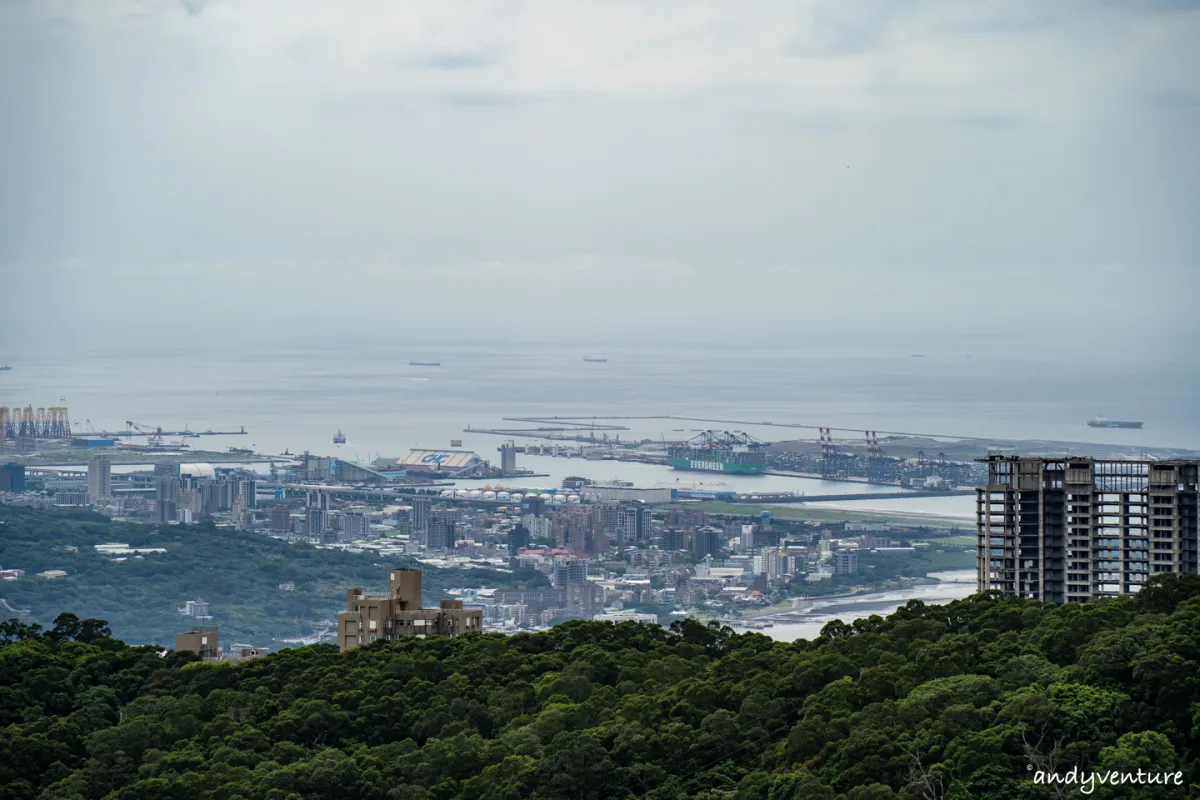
[3,574,1199,799]
[0,505,545,649]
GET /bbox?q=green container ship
[668,430,768,475]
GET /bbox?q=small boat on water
[0,364,11,371]
[583,356,607,363]
[410,360,441,367]
[333,430,347,444]
[1088,416,1143,429]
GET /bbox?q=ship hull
[1087,421,1143,429]
[669,457,767,475]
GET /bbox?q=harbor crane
[685,430,766,450]
[124,420,165,448]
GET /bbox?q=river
[756,569,977,642]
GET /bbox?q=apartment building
[338,568,482,651]
[87,454,111,503]
[977,456,1199,602]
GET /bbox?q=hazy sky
[2,0,1198,348]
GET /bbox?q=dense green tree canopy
[3,567,1199,798]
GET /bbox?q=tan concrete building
[87,454,112,503]
[338,568,482,651]
[176,626,219,659]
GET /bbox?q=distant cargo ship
[583,356,607,363]
[409,360,441,367]
[1088,417,1143,429]
[668,430,767,475]
[0,365,10,371]
[333,430,346,444]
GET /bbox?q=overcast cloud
[1,0,1198,347]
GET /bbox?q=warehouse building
[375,449,485,477]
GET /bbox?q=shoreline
[682,500,972,528]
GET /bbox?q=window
[353,604,359,613]
[368,620,377,631]
[369,635,376,642]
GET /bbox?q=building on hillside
[179,599,211,618]
[977,456,1199,603]
[225,644,268,662]
[176,626,219,659]
[338,568,482,651]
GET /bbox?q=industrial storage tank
[179,463,217,479]
[567,494,581,503]
[509,493,524,502]
[552,494,567,503]
[440,489,454,497]
[497,491,511,500]
[483,491,497,499]
[468,490,483,498]
[538,493,553,501]
[454,489,469,498]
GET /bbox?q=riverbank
[757,569,977,642]
[680,500,972,528]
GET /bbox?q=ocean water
[4,339,1196,511]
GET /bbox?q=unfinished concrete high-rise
[337,568,482,651]
[977,456,1199,603]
